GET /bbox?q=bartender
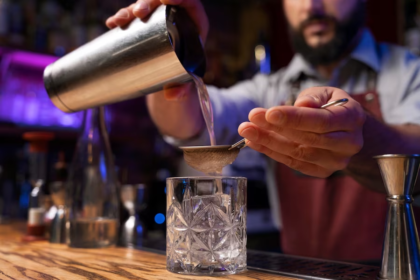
[107,0,420,262]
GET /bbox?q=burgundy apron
[276,75,418,261]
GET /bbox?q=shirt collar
[283,29,380,83]
[350,29,380,72]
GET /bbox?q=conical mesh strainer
[180,145,240,174]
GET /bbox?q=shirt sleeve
[164,73,273,147]
[381,47,420,125]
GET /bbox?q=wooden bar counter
[0,223,297,280]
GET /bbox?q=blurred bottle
[0,0,10,38]
[48,152,68,243]
[66,107,119,248]
[0,155,18,224]
[47,152,68,221]
[49,152,67,207]
[0,165,4,224]
[254,32,271,74]
[27,179,45,238]
[16,148,31,219]
[9,0,25,46]
[22,132,54,242]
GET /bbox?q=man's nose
[302,0,324,15]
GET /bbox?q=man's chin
[305,34,335,49]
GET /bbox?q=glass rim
[166,176,247,180]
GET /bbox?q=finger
[133,0,162,19]
[248,107,269,127]
[161,0,209,43]
[249,105,360,134]
[271,127,363,154]
[265,105,363,133]
[294,86,348,108]
[292,87,365,132]
[112,5,136,27]
[246,141,334,178]
[238,122,350,170]
[242,118,360,153]
[106,17,117,29]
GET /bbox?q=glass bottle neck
[79,106,113,166]
[82,107,107,137]
[29,151,47,182]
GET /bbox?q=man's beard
[289,3,366,66]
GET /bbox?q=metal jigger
[49,182,66,243]
[375,154,420,280]
[119,184,146,247]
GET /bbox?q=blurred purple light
[0,48,83,129]
[7,50,58,69]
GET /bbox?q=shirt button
[365,93,375,102]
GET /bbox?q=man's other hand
[238,87,366,178]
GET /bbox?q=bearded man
[107,0,420,262]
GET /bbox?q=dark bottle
[22,132,54,242]
[49,151,67,208]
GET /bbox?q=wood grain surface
[0,223,298,280]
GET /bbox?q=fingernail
[115,9,129,19]
[134,1,150,13]
[303,95,319,102]
[268,111,283,124]
[296,95,320,106]
[241,127,258,141]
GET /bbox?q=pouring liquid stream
[190,74,216,147]
[190,74,223,193]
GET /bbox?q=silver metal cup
[49,181,66,243]
[50,206,66,244]
[44,5,206,112]
[120,184,146,247]
[375,154,420,280]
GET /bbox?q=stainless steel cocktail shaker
[44,5,206,112]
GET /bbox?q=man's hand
[105,0,209,44]
[105,0,208,101]
[238,87,366,178]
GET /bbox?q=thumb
[294,94,323,108]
